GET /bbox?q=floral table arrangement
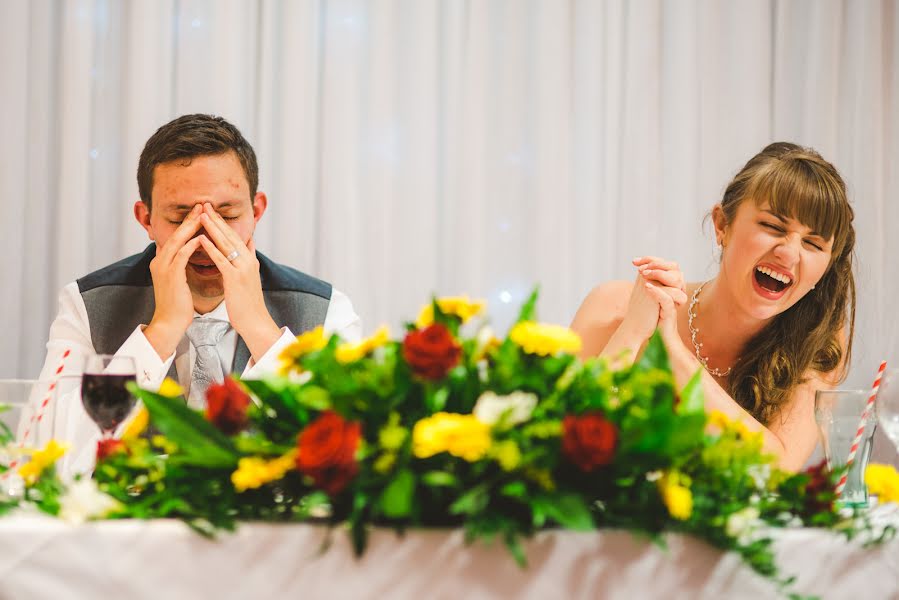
[2,292,898,598]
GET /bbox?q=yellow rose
[412,412,491,462]
[18,439,68,486]
[157,378,184,398]
[279,326,328,374]
[415,296,486,328]
[335,326,390,364]
[509,321,582,356]
[865,463,899,503]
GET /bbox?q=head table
[0,506,897,600]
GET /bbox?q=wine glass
[875,369,899,454]
[80,355,137,439]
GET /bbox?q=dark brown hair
[721,142,856,425]
[136,114,258,210]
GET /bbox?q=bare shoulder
[570,280,633,358]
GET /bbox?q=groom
[20,114,361,476]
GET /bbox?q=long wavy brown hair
[718,142,856,425]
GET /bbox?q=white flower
[473,391,538,427]
[746,464,771,489]
[725,507,762,543]
[58,479,121,525]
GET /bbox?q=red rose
[205,378,251,435]
[96,438,126,462]
[802,459,836,515]
[402,324,462,380]
[562,412,618,472]
[296,410,362,496]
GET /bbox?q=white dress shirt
[18,281,362,479]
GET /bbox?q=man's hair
[136,114,259,211]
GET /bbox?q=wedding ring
[226,250,240,262]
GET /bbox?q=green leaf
[532,492,595,531]
[379,469,416,519]
[677,368,704,415]
[500,481,527,499]
[449,484,489,516]
[637,330,670,373]
[421,471,459,487]
[515,287,540,323]
[128,384,239,468]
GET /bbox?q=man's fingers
[201,203,245,250]
[158,205,204,264]
[172,235,206,270]
[198,236,232,272]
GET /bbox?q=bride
[571,142,856,471]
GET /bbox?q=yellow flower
[157,378,184,398]
[865,463,899,503]
[416,296,486,328]
[490,440,522,471]
[707,410,764,446]
[121,406,150,441]
[151,435,178,455]
[231,450,298,493]
[412,412,492,462]
[509,321,582,356]
[658,471,693,521]
[18,439,68,486]
[335,326,391,364]
[279,326,328,374]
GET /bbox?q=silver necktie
[184,318,231,410]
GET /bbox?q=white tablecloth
[1,508,897,600]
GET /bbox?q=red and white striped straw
[834,360,887,497]
[2,349,71,478]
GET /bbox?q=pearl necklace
[687,281,733,377]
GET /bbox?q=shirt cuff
[241,327,293,379]
[119,325,176,389]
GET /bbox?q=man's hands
[144,202,281,364]
[197,203,281,362]
[145,204,206,360]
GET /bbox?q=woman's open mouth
[752,265,793,300]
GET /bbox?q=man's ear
[252,192,268,223]
[711,204,728,246]
[134,200,154,241]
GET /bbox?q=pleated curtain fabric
[0,1,896,425]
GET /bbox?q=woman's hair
[719,142,856,425]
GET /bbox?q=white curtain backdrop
[1,0,897,407]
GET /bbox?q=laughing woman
[571,142,856,471]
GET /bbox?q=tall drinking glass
[875,369,899,454]
[814,389,878,507]
[81,355,137,439]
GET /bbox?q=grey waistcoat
[77,244,332,379]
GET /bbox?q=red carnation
[402,323,462,380]
[205,378,251,435]
[562,412,618,472]
[96,438,127,462]
[296,410,362,496]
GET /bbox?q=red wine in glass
[80,355,137,438]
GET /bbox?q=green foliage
[4,291,892,600]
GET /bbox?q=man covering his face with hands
[20,114,361,478]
